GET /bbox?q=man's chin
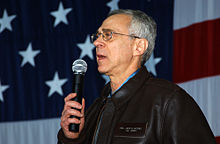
[98,66,108,74]
[98,69,106,74]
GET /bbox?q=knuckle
[68,118,80,124]
[62,110,65,115]
[69,109,77,115]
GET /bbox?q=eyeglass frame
[90,30,141,43]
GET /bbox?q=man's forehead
[98,14,131,32]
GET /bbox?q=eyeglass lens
[91,31,112,43]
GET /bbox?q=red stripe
[216,136,220,144]
[173,18,220,83]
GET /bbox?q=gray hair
[108,9,157,65]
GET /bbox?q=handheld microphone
[69,59,87,132]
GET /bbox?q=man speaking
[57,9,216,144]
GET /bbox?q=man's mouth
[97,54,106,60]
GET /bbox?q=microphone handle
[69,74,84,132]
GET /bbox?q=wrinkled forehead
[98,14,132,33]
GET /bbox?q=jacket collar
[101,66,151,109]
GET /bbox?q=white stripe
[178,75,220,137]
[173,0,220,30]
[0,118,60,144]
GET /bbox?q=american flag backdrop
[0,0,219,143]
[173,0,220,143]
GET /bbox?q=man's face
[93,14,135,76]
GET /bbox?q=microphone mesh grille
[72,59,87,73]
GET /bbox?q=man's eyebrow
[102,28,114,32]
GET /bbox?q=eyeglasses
[90,30,141,43]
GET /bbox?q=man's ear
[133,38,148,56]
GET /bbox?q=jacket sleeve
[161,89,216,144]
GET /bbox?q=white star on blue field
[107,0,120,11]
[0,80,9,102]
[145,52,162,76]
[0,9,16,33]
[45,72,67,97]
[19,43,40,67]
[77,35,95,60]
[50,2,72,27]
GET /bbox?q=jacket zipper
[91,98,108,144]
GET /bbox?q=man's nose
[93,36,105,48]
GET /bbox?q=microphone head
[72,59,87,74]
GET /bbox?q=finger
[81,98,85,114]
[64,93,77,102]
[61,118,81,134]
[68,117,81,124]
[61,109,66,116]
[61,117,81,128]
[65,100,82,110]
[66,109,83,118]
[61,114,81,128]
[62,93,77,113]
[61,109,83,126]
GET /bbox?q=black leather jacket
[58,67,216,144]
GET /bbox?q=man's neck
[109,66,140,93]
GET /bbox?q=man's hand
[60,93,85,139]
